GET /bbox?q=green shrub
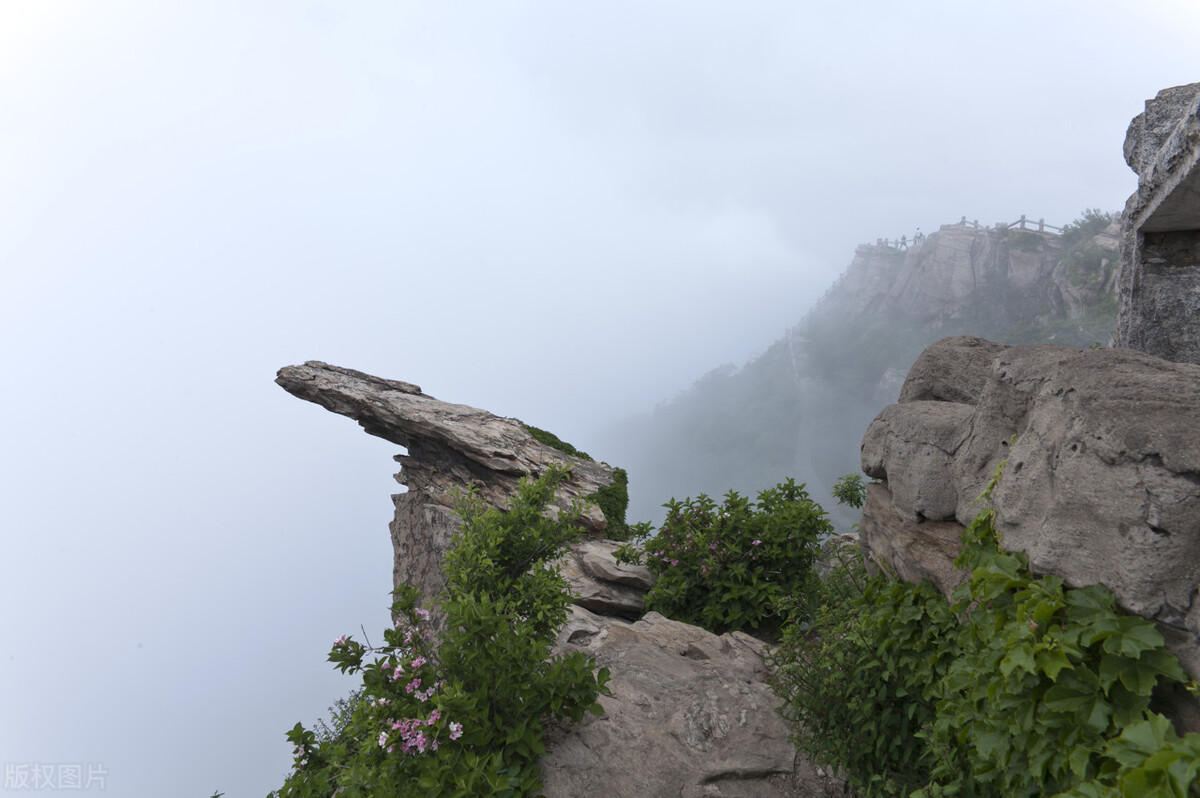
[771,463,1200,797]
[589,466,634,541]
[1061,209,1117,250]
[772,547,957,796]
[518,422,633,539]
[617,479,832,637]
[832,473,867,509]
[270,467,609,797]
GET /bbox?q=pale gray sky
[1,2,1196,795]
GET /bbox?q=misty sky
[1,3,1196,795]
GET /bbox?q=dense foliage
[589,465,633,541]
[771,463,1200,797]
[270,467,609,797]
[617,479,832,637]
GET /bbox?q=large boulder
[544,606,846,797]
[861,336,1200,684]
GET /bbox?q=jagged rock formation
[1116,82,1200,364]
[860,336,1200,693]
[276,362,612,605]
[276,361,844,796]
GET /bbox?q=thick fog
[1,2,1196,795]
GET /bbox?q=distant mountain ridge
[607,213,1121,528]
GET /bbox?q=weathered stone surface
[858,483,970,597]
[276,361,614,605]
[861,401,974,522]
[1050,223,1122,321]
[898,336,1010,404]
[543,606,847,797]
[556,539,652,619]
[861,336,1200,687]
[1116,82,1200,364]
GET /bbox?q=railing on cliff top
[871,215,1064,251]
[793,215,1064,334]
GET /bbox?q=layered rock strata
[1116,82,1200,364]
[861,336,1200,685]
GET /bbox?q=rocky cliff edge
[276,361,846,796]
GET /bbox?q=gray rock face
[823,225,1114,339]
[858,483,970,598]
[275,361,613,604]
[1116,82,1200,364]
[555,539,652,619]
[861,336,1200,685]
[545,606,846,797]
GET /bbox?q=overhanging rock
[276,361,613,604]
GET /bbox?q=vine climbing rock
[861,336,1200,699]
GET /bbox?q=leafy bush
[832,473,867,509]
[772,463,1200,797]
[270,467,609,797]
[617,479,832,637]
[772,546,957,796]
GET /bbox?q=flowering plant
[618,478,832,637]
[271,466,609,797]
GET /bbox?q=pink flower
[378,731,389,748]
[449,722,463,740]
[415,608,430,621]
[333,634,348,647]
[751,539,762,546]
[406,679,421,694]
[411,656,426,668]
